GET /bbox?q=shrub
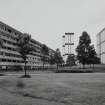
[55,70,93,73]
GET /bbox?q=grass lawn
[0,73,105,105]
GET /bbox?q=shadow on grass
[0,73,5,76]
[20,74,31,78]
[16,80,26,88]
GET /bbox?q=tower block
[62,32,74,62]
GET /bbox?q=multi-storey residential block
[96,28,105,64]
[0,21,55,70]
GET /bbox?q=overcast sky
[0,0,105,52]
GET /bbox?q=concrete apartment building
[0,21,55,70]
[96,28,105,64]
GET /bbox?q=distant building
[62,32,74,62]
[0,21,55,70]
[96,28,105,64]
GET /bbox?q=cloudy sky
[0,0,105,52]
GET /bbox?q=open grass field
[0,73,105,105]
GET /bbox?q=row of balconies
[0,43,52,67]
[1,46,41,56]
[0,59,43,66]
[30,41,41,49]
[0,52,42,62]
[0,47,42,62]
[0,31,42,53]
[0,23,54,67]
[1,34,42,55]
[27,55,41,61]
[0,32,17,43]
[0,29,53,57]
[0,28,18,41]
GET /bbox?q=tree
[94,56,101,64]
[88,45,100,68]
[76,31,100,69]
[76,31,91,68]
[49,54,55,65]
[66,54,76,66]
[41,44,49,70]
[54,48,64,70]
[49,54,55,69]
[17,33,35,77]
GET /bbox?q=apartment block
[96,28,105,64]
[0,21,55,70]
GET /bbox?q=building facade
[62,32,74,63]
[96,28,105,64]
[0,21,55,70]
